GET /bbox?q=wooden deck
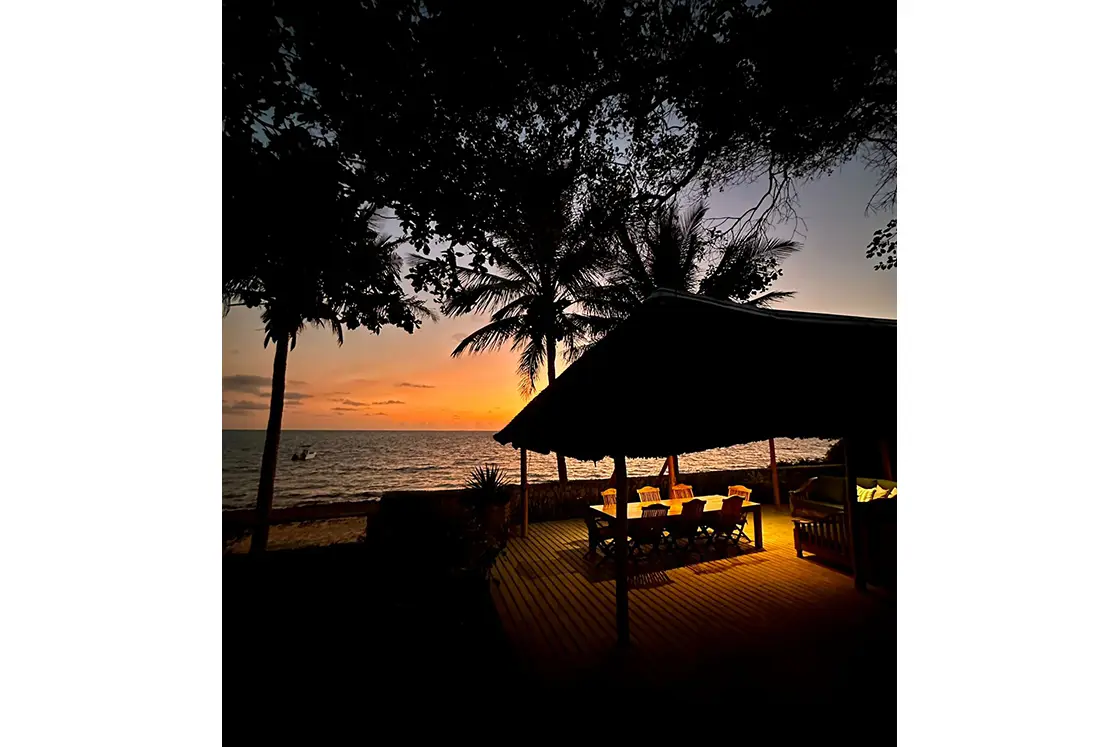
[491,505,895,699]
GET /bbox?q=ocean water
[222,430,836,510]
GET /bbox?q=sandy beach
[223,517,366,554]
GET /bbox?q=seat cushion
[810,476,847,505]
[794,499,845,519]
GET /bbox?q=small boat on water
[292,445,316,461]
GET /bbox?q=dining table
[589,495,763,551]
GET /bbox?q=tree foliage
[227,0,896,297]
[865,218,897,272]
[223,1,431,343]
[413,186,609,397]
[222,128,430,348]
[581,200,801,339]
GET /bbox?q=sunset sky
[223,163,896,430]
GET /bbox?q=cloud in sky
[224,374,309,396]
[451,333,466,344]
[256,390,314,401]
[334,398,367,407]
[222,374,271,394]
[370,400,405,405]
[222,399,270,415]
[363,412,390,417]
[228,400,269,410]
[398,382,435,389]
[331,406,360,412]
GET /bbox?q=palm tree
[224,130,430,553]
[583,200,802,334]
[414,190,607,483]
[578,198,801,487]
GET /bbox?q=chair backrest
[601,488,617,507]
[678,497,705,522]
[670,484,694,501]
[728,485,752,501]
[637,503,670,538]
[721,495,744,519]
[636,486,662,504]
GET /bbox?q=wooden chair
[636,486,662,504]
[584,506,618,565]
[600,488,617,507]
[670,484,694,501]
[705,495,747,551]
[629,504,671,560]
[668,497,707,559]
[728,485,752,502]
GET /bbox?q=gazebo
[494,289,896,644]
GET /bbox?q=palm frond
[699,234,802,303]
[451,317,522,357]
[747,290,797,307]
[402,294,437,322]
[515,337,546,399]
[678,201,710,285]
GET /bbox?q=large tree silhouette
[272,0,895,289]
[223,128,430,553]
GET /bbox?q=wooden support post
[880,439,894,480]
[613,454,630,647]
[769,438,781,506]
[668,454,678,491]
[842,436,866,590]
[520,447,528,539]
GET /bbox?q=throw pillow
[870,486,891,500]
[885,486,897,499]
[856,485,877,503]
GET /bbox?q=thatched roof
[494,290,896,461]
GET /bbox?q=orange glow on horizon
[222,306,553,430]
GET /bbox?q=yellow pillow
[856,485,877,503]
[858,485,892,502]
[885,486,897,499]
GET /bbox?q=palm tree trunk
[250,332,289,554]
[546,335,568,483]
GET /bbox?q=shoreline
[222,457,838,512]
